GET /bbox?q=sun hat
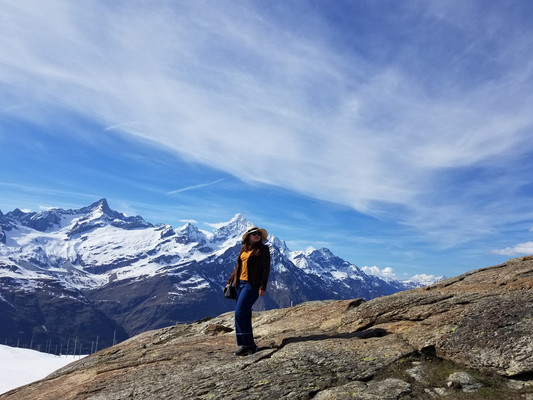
[242,226,268,243]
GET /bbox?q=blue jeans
[234,280,259,347]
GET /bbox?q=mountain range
[0,199,443,353]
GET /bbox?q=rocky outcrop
[2,256,532,399]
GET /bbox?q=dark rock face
[0,210,11,244]
[1,256,532,400]
[0,277,127,352]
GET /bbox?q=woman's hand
[259,289,266,297]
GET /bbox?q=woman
[226,226,271,356]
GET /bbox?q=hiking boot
[234,345,258,356]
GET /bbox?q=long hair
[241,235,262,253]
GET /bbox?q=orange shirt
[238,250,254,281]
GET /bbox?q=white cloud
[38,206,58,211]
[2,1,533,247]
[408,274,442,285]
[362,266,397,279]
[491,242,533,257]
[362,267,445,284]
[204,221,228,230]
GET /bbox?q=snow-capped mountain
[0,199,443,354]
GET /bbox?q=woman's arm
[258,245,271,292]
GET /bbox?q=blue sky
[1,0,533,279]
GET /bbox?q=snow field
[0,345,85,394]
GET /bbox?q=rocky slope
[2,256,532,400]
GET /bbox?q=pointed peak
[209,214,251,230]
[89,198,112,214]
[226,213,250,226]
[269,235,290,254]
[304,246,318,255]
[318,248,336,258]
[303,247,336,259]
[76,199,118,220]
[176,221,208,243]
[233,213,246,220]
[178,222,201,232]
[210,214,254,242]
[8,208,27,217]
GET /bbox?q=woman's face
[248,231,262,244]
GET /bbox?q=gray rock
[507,379,529,390]
[433,387,448,396]
[446,371,482,392]
[424,388,447,398]
[406,365,426,383]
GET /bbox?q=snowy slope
[0,200,251,291]
[0,345,84,395]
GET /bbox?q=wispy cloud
[179,219,197,225]
[2,1,533,248]
[167,179,225,195]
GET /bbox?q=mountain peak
[211,214,252,242]
[302,247,337,262]
[95,198,111,212]
[230,213,246,222]
[3,206,62,232]
[68,199,152,236]
[226,213,252,230]
[7,208,26,218]
[176,222,208,244]
[84,198,112,216]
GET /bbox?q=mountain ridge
[0,199,444,353]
